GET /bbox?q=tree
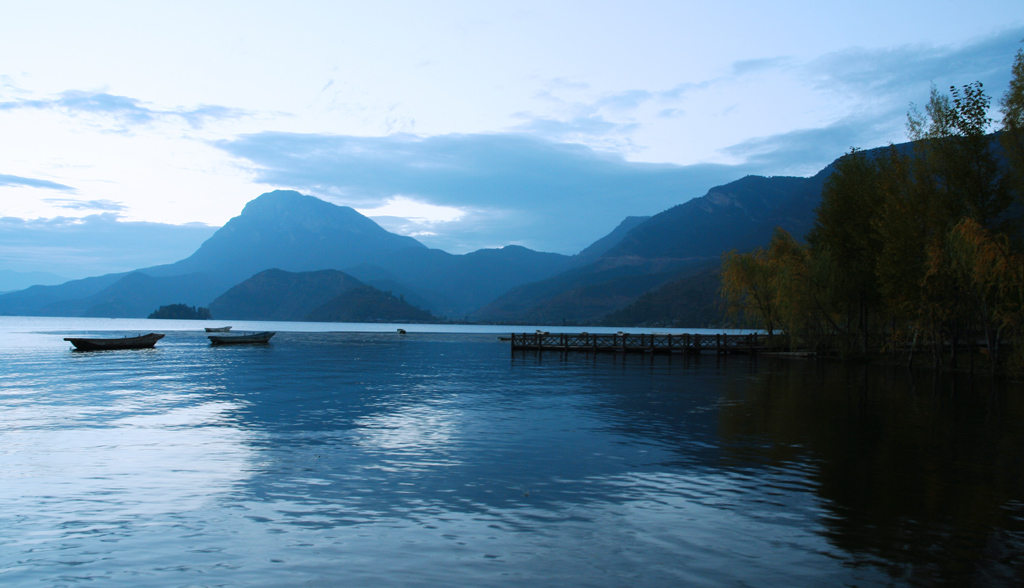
[1000,48,1024,203]
[721,246,780,335]
[721,228,816,347]
[934,218,1024,372]
[908,82,1012,232]
[808,148,885,353]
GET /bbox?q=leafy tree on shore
[720,48,1024,372]
[1000,49,1024,202]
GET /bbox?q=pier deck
[510,332,771,355]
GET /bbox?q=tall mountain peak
[146,190,426,283]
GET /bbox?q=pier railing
[510,332,774,355]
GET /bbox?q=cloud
[0,90,247,130]
[722,116,896,175]
[216,131,750,254]
[731,57,791,76]
[510,113,639,142]
[594,90,655,111]
[41,198,127,212]
[0,173,75,191]
[357,195,467,224]
[805,27,1024,107]
[719,27,1024,175]
[0,214,218,279]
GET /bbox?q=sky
[1,1,1023,279]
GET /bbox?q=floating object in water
[208,331,275,345]
[64,333,165,351]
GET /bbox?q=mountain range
[209,268,436,323]
[0,144,862,325]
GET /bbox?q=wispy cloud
[722,116,896,175]
[594,90,655,111]
[0,173,75,191]
[509,113,638,142]
[731,56,792,76]
[805,28,1023,100]
[717,26,1024,175]
[42,198,127,212]
[0,90,248,130]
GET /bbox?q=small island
[148,303,212,320]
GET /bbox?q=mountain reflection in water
[0,322,1022,587]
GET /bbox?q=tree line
[148,304,213,320]
[721,49,1024,374]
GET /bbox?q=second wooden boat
[208,331,275,346]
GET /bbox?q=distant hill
[473,257,702,324]
[148,304,212,320]
[0,141,921,325]
[600,266,724,328]
[0,272,126,316]
[208,268,435,322]
[473,167,834,325]
[572,216,650,264]
[0,191,569,318]
[347,245,571,318]
[50,272,229,318]
[604,173,828,260]
[145,190,427,284]
[0,269,67,293]
[306,286,435,323]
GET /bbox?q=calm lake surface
[2,317,1022,587]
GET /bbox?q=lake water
[2,317,1022,587]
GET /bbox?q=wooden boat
[64,333,165,351]
[208,331,275,346]
[205,326,232,332]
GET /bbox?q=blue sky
[1,1,1023,277]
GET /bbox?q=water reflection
[1,327,1023,586]
[710,359,1024,586]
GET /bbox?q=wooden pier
[509,332,772,355]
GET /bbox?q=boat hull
[208,331,275,345]
[64,333,165,351]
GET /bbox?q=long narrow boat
[208,331,275,346]
[205,326,232,332]
[64,333,165,351]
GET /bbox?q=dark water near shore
[2,318,1023,587]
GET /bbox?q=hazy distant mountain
[0,190,568,318]
[134,191,571,318]
[306,286,435,323]
[45,272,230,318]
[572,216,650,264]
[0,269,68,293]
[604,172,828,260]
[600,266,724,328]
[209,268,435,322]
[473,167,833,325]
[0,272,125,316]
[347,245,571,318]
[473,257,701,324]
[146,190,426,284]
